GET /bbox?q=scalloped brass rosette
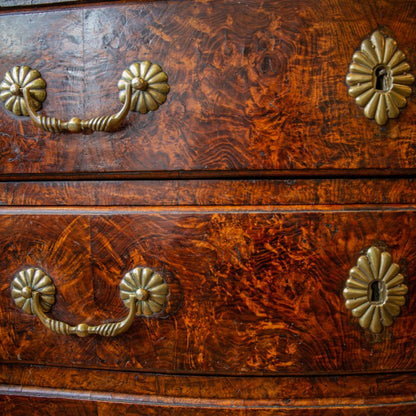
[346,30,414,125]
[118,61,170,114]
[120,267,169,316]
[11,268,55,314]
[343,246,408,334]
[0,65,46,116]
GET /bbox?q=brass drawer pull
[0,61,169,134]
[343,246,408,333]
[11,267,168,337]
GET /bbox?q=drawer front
[1,0,416,176]
[0,208,415,374]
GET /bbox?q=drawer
[0,207,415,375]
[1,0,416,176]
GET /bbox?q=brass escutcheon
[346,29,414,125]
[343,246,408,334]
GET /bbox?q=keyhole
[374,66,391,92]
[369,280,385,304]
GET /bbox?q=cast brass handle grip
[11,266,169,337]
[22,85,133,134]
[1,62,169,134]
[31,290,137,337]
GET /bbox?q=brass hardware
[120,267,168,316]
[346,29,414,125]
[118,62,170,114]
[11,267,168,337]
[11,267,55,314]
[1,61,169,133]
[0,66,46,116]
[343,246,408,333]
[22,85,133,134]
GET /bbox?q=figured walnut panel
[0,396,97,416]
[1,364,416,407]
[0,208,415,374]
[0,0,416,175]
[0,215,99,366]
[0,178,416,206]
[1,367,415,413]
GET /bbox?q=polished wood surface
[1,365,416,414]
[0,177,416,205]
[2,364,415,404]
[1,208,415,374]
[0,0,416,176]
[1,0,415,413]
[1,393,415,415]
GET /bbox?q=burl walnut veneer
[0,0,415,414]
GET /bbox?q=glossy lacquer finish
[0,0,416,176]
[0,208,414,374]
[1,0,416,414]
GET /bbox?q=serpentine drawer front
[0,209,415,374]
[1,0,416,415]
[0,0,416,176]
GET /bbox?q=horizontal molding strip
[1,178,416,206]
[0,204,416,216]
[0,385,415,410]
[1,169,416,182]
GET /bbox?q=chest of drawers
[0,0,415,414]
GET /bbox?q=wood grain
[0,0,416,175]
[1,368,416,414]
[0,178,416,206]
[1,364,415,406]
[1,0,416,413]
[0,208,415,374]
[1,392,415,415]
